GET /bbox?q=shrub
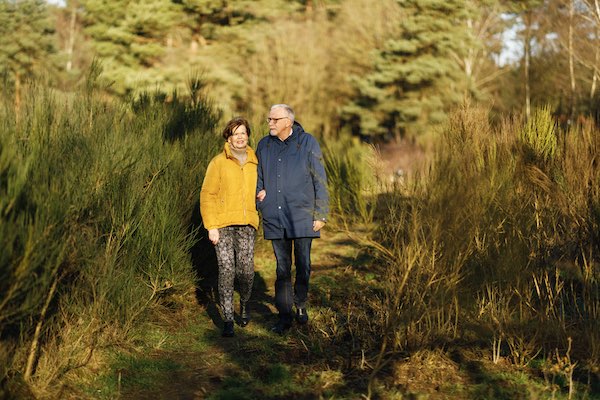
[0,78,221,395]
[351,104,600,395]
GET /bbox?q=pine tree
[0,0,56,110]
[342,0,475,140]
[178,0,301,47]
[178,0,226,49]
[79,0,182,95]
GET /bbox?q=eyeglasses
[266,117,288,124]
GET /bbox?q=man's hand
[257,189,266,202]
[208,228,219,245]
[313,220,325,232]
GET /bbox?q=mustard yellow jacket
[200,143,259,230]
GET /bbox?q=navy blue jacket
[256,122,329,240]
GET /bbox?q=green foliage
[113,354,183,390]
[83,352,183,398]
[342,0,475,139]
[346,104,600,394]
[79,0,183,95]
[0,76,221,392]
[228,4,335,136]
[519,105,558,163]
[2,0,600,142]
[323,136,376,225]
[0,0,57,86]
[179,0,271,40]
[263,363,291,384]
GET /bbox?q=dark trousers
[271,237,313,322]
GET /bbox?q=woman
[200,117,258,337]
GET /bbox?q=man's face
[267,108,291,139]
[228,124,248,150]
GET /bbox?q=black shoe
[295,308,309,325]
[240,303,250,327]
[270,319,292,335]
[222,321,234,337]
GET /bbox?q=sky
[499,25,522,66]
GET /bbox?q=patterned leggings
[214,225,256,322]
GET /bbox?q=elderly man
[256,104,329,334]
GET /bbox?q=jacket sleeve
[200,159,220,230]
[309,138,329,220]
[256,141,264,202]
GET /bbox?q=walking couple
[200,104,329,337]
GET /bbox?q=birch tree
[581,0,600,105]
[508,0,545,119]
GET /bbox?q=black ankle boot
[270,317,292,335]
[222,321,234,337]
[295,307,308,324]
[240,303,250,327]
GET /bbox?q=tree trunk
[464,17,474,100]
[66,3,77,72]
[591,1,600,106]
[306,0,314,14]
[591,27,599,105]
[24,276,59,380]
[524,10,532,120]
[568,0,576,119]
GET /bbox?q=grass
[59,230,372,399]
[2,79,600,399]
[57,229,599,399]
[0,76,222,397]
[100,355,183,397]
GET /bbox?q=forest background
[3,0,600,140]
[1,0,600,399]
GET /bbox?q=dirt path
[84,223,567,399]
[374,139,427,178]
[111,230,366,400]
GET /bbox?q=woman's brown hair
[222,117,251,140]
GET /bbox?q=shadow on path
[189,200,221,327]
[117,230,373,399]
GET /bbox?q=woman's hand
[256,190,266,202]
[208,229,219,245]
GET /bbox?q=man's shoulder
[298,130,320,147]
[303,131,317,141]
[256,135,271,149]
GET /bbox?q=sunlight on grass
[84,353,183,399]
[3,85,599,398]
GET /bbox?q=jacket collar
[270,121,305,144]
[224,142,258,164]
[291,121,305,138]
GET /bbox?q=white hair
[271,104,295,123]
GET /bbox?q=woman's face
[228,124,248,150]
